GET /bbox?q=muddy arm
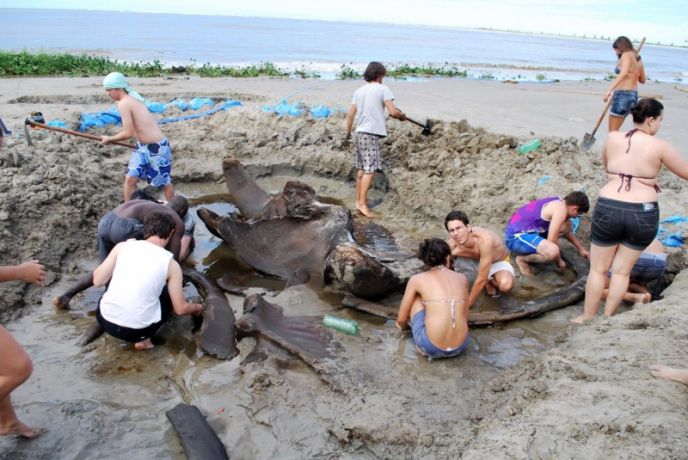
[166,403,229,460]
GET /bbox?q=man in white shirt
[93,212,203,350]
[345,62,405,218]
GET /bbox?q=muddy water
[1,172,584,459]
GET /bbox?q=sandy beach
[0,75,687,459]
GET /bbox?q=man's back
[352,82,393,136]
[118,94,164,144]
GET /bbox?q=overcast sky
[4,0,687,44]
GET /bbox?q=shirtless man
[100,72,175,202]
[444,210,515,308]
[504,191,590,276]
[52,196,188,310]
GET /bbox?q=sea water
[1,8,686,82]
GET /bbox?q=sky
[4,0,687,45]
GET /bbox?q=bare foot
[0,421,47,439]
[650,365,688,385]
[570,314,593,325]
[514,256,533,277]
[52,295,72,310]
[628,292,652,304]
[134,338,154,350]
[485,283,497,296]
[355,204,377,218]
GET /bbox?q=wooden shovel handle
[25,119,136,149]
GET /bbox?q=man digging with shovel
[101,72,176,202]
[345,61,405,218]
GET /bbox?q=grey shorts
[97,212,144,261]
[354,132,383,174]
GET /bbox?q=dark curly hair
[630,98,663,124]
[418,238,451,267]
[563,191,590,214]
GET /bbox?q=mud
[0,78,687,459]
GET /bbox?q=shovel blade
[421,119,433,136]
[581,132,595,150]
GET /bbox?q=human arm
[637,59,646,84]
[0,260,46,286]
[396,276,419,329]
[101,99,135,144]
[564,230,590,259]
[166,260,204,316]
[93,243,122,287]
[345,104,356,139]
[661,141,688,180]
[166,218,184,262]
[467,241,494,308]
[545,202,568,268]
[384,100,405,120]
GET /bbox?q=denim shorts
[128,137,172,187]
[410,310,468,360]
[610,90,638,117]
[591,197,658,250]
[505,232,545,255]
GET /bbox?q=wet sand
[0,76,687,458]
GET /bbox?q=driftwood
[166,403,229,460]
[235,294,342,389]
[182,267,239,360]
[342,246,590,327]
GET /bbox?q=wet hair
[630,98,664,124]
[444,210,470,230]
[130,189,160,202]
[612,36,634,53]
[418,238,451,267]
[167,195,189,219]
[563,191,590,214]
[363,61,386,82]
[143,212,175,239]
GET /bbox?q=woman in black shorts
[573,99,688,323]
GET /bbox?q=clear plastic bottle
[323,314,359,335]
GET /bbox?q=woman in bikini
[605,36,646,132]
[573,99,688,324]
[396,238,469,359]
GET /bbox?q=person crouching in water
[396,238,469,359]
[93,212,203,350]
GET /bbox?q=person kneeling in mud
[93,212,203,350]
[396,239,469,359]
[445,210,515,307]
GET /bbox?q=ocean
[1,8,687,82]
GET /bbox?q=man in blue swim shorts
[100,72,176,202]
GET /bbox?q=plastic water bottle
[518,138,542,154]
[323,314,359,335]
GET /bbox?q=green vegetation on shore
[0,51,289,78]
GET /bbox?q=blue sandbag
[189,97,214,110]
[310,105,332,119]
[78,108,121,131]
[47,120,69,129]
[147,101,167,113]
[537,175,551,186]
[170,98,189,111]
[661,233,684,247]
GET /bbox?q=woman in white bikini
[396,238,469,359]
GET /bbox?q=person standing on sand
[396,239,469,360]
[0,261,47,439]
[445,210,515,307]
[504,192,590,276]
[52,196,189,310]
[573,99,688,324]
[100,72,175,202]
[605,36,646,132]
[345,62,405,218]
[93,212,203,350]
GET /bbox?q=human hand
[18,260,46,286]
[557,259,567,270]
[603,91,612,102]
[579,248,590,259]
[192,303,204,316]
[100,135,110,145]
[395,319,407,330]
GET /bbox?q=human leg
[52,271,94,310]
[489,262,515,294]
[162,183,175,202]
[0,325,44,438]
[608,114,625,132]
[124,175,139,202]
[356,172,376,217]
[604,245,643,316]
[572,243,617,324]
[516,240,559,275]
[353,133,381,218]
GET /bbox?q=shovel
[405,116,433,136]
[581,37,646,150]
[24,118,136,149]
